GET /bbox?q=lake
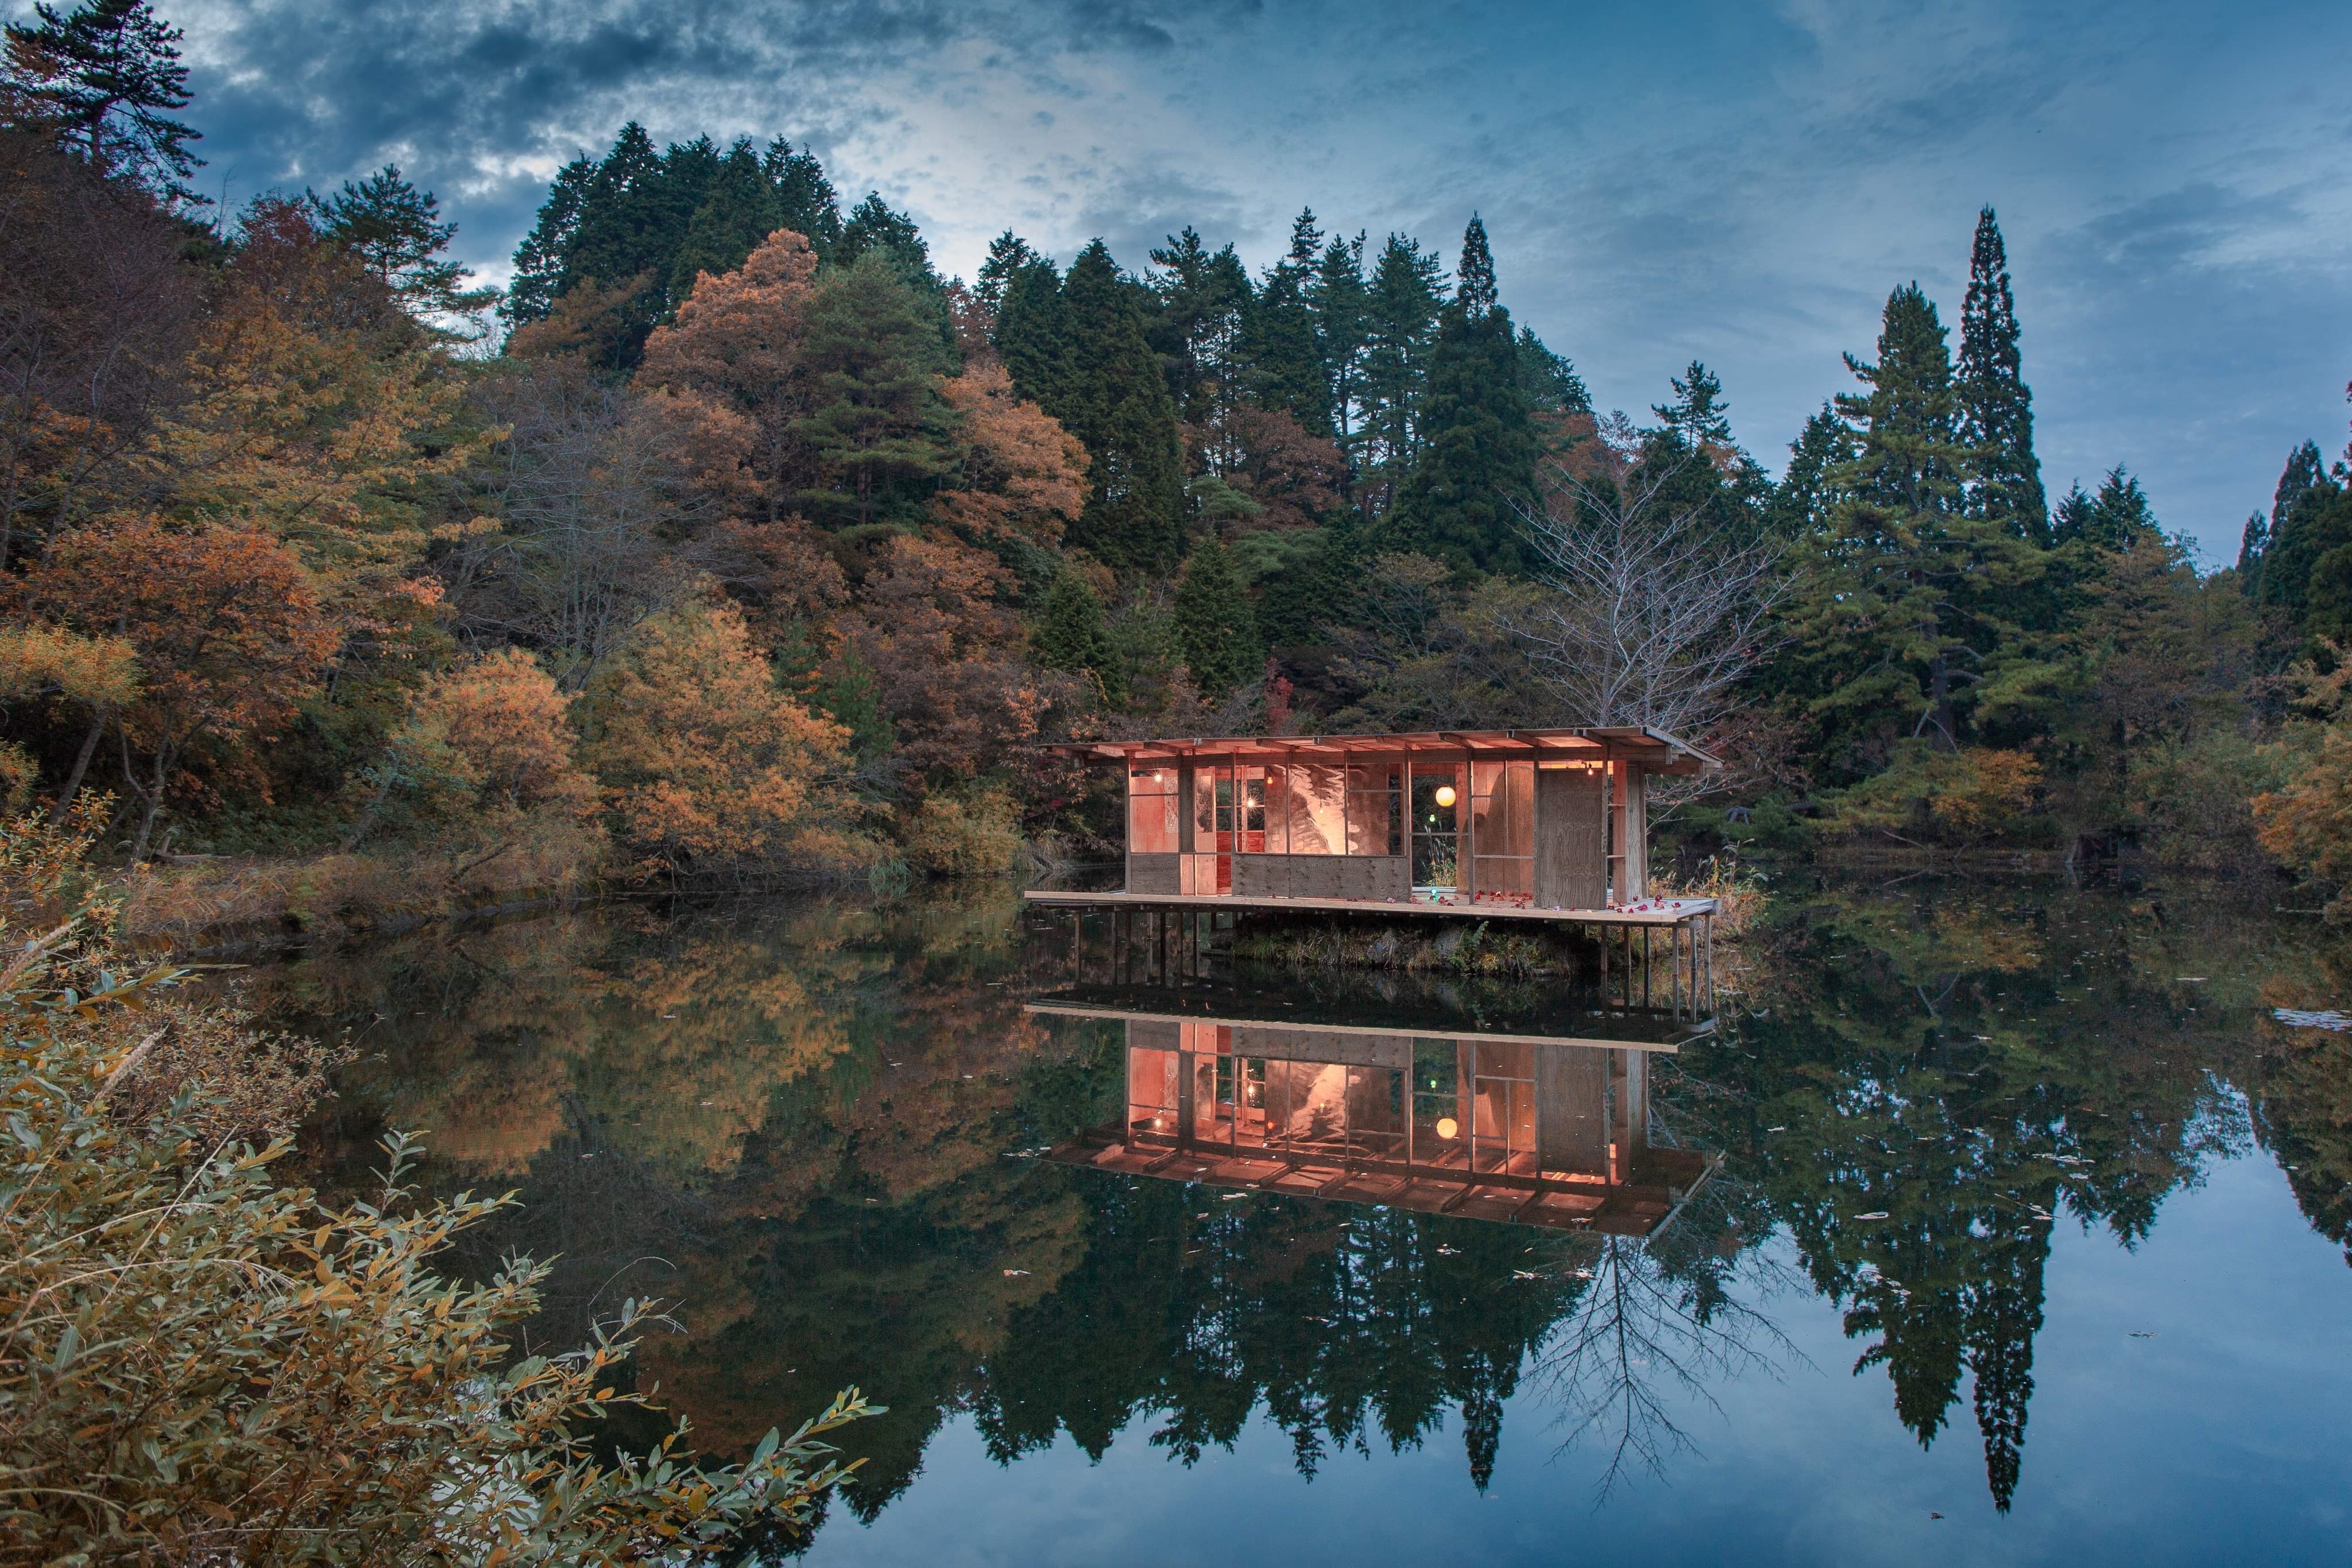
[249,873,2352,1566]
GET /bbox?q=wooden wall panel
[1535,769,1607,909]
[1229,1027,1412,1067]
[1128,853,1181,895]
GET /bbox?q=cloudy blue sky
[71,0,2352,560]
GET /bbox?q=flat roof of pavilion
[1050,726,1717,776]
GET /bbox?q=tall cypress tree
[2254,440,2337,619]
[667,138,782,304]
[1514,326,1589,416]
[1240,214,1330,436]
[1357,233,1446,507]
[1147,227,1252,426]
[1033,568,1122,701]
[504,156,594,330]
[1956,208,2048,541]
[787,252,959,532]
[1313,233,1371,461]
[2050,466,2158,551]
[1780,284,2048,762]
[1057,241,1186,571]
[1386,218,1536,575]
[763,137,841,254]
[1768,402,1856,538]
[1172,539,1260,698]
[993,254,1071,412]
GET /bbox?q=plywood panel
[1535,768,1607,909]
[1128,853,1181,895]
[1231,856,1282,897]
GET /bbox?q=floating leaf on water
[1856,1211,1890,1221]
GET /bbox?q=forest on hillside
[6,0,2352,916]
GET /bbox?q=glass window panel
[1474,1040,1535,1081]
[1412,834,1459,889]
[1411,766,1463,836]
[1129,766,1178,795]
[1284,764,1345,854]
[1129,792,1179,853]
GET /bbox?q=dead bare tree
[1508,453,1794,742]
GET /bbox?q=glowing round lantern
[1433,784,1456,808]
[1436,1116,1459,1140]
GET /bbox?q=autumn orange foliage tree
[19,516,336,857]
[578,599,856,878]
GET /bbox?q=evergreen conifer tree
[1652,361,1733,444]
[2254,440,2341,620]
[2235,510,2268,585]
[787,253,958,531]
[1769,402,1856,537]
[1312,234,1370,459]
[1241,218,1330,436]
[763,137,840,254]
[1514,327,1589,415]
[1032,568,1121,700]
[993,254,1071,413]
[975,231,1037,314]
[1148,227,1252,426]
[1778,284,2048,760]
[503,156,593,330]
[2,0,199,200]
[1057,241,1186,570]
[667,138,782,305]
[313,164,495,322]
[1357,234,1446,512]
[1386,219,1535,574]
[2050,466,2158,551]
[1171,539,1260,697]
[1956,208,2047,540]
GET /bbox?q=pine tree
[1769,402,1856,537]
[1147,227,1251,426]
[502,156,593,330]
[1652,361,1732,444]
[1032,568,1121,700]
[1057,241,1186,570]
[558,123,679,358]
[993,254,1071,414]
[1312,234,1371,459]
[975,231,1036,314]
[313,164,494,322]
[2235,512,2267,579]
[787,252,958,532]
[1779,283,2049,761]
[667,138,782,305]
[2254,440,2341,620]
[1386,219,1535,574]
[2,0,199,201]
[1356,234,1446,512]
[1956,208,2048,540]
[762,137,840,254]
[1514,327,1588,415]
[1171,538,1259,697]
[2051,466,2158,551]
[1241,218,1329,437]
[1454,215,1497,315]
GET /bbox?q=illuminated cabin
[1032,988,1716,1236]
[1028,727,1722,948]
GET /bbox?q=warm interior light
[1433,784,1456,808]
[1436,1116,1459,1139]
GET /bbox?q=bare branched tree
[1508,454,1794,741]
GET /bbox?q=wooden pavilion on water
[1026,727,1724,1011]
[1032,985,1719,1237]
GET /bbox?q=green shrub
[902,785,1022,877]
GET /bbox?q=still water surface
[250,876,2352,1566]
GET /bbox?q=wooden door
[1534,766,1607,909]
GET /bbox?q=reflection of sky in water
[811,1155,2351,1566]
[259,878,2352,1565]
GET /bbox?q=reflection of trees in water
[256,875,2352,1533]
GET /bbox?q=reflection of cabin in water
[1027,728,1724,1005]
[1034,989,1717,1237]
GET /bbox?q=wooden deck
[1022,994,1711,1053]
[1022,888,1717,927]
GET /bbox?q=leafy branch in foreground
[0,803,880,1563]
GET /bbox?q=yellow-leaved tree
[579,599,857,878]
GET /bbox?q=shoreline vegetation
[4,7,2352,939]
